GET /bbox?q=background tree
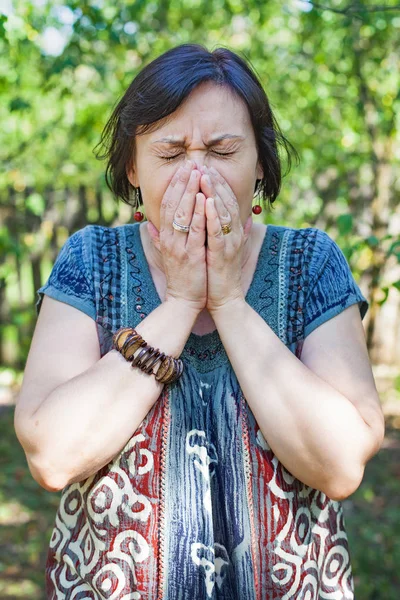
[1,2,399,597]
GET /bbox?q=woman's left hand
[200,166,252,314]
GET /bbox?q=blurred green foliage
[1,0,399,216]
[1,0,399,350]
[1,0,400,596]
[0,406,61,599]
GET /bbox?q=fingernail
[185,160,192,169]
[206,175,212,185]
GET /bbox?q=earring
[253,179,263,214]
[133,185,145,221]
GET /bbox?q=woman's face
[127,81,264,232]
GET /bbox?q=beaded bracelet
[112,326,183,384]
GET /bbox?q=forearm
[211,299,376,499]
[23,298,198,491]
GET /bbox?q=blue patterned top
[35,223,368,599]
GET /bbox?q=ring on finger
[172,220,190,233]
[221,222,232,235]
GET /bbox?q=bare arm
[210,298,385,501]
[15,296,198,492]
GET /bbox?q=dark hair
[93,43,299,211]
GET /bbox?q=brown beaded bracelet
[112,327,183,384]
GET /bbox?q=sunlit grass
[0,577,41,598]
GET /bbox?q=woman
[15,44,384,599]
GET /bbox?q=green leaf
[25,193,45,217]
[337,214,353,236]
[377,286,390,306]
[366,236,379,248]
[9,97,31,112]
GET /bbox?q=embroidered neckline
[126,222,274,370]
[95,223,312,368]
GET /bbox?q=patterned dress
[35,222,369,600]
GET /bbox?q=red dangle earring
[134,211,144,222]
[252,179,263,214]
[133,186,145,221]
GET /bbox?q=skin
[125,83,385,499]
[126,81,264,321]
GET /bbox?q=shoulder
[268,224,346,295]
[76,223,135,265]
[77,223,123,245]
[268,224,333,263]
[269,223,331,245]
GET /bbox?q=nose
[190,158,206,172]
[183,151,207,171]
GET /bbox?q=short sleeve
[304,230,369,338]
[35,226,96,320]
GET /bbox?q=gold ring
[221,222,232,235]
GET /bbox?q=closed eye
[160,151,235,161]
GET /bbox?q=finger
[161,161,194,234]
[172,168,200,243]
[147,220,161,251]
[186,192,206,250]
[205,197,224,253]
[201,171,231,228]
[243,214,253,242]
[160,167,181,234]
[209,166,236,199]
[210,167,239,231]
[160,161,194,235]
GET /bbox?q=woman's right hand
[147,159,207,314]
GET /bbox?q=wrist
[164,295,203,320]
[208,296,247,320]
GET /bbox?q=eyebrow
[150,134,245,146]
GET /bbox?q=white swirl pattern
[250,422,354,598]
[45,428,158,598]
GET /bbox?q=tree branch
[306,2,400,17]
